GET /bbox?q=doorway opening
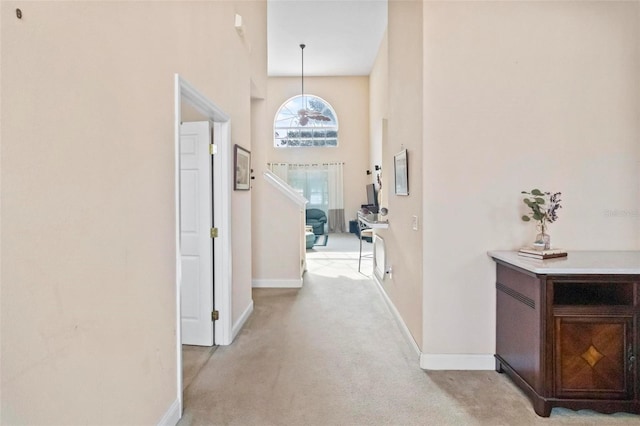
[174,75,233,416]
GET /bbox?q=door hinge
[211,310,219,321]
[210,227,218,238]
[209,144,218,155]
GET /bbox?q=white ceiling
[267,0,388,77]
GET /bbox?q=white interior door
[180,121,214,346]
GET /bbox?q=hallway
[179,234,640,425]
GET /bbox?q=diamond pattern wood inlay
[581,344,605,368]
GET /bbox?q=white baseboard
[232,300,254,341]
[252,278,303,288]
[372,274,422,358]
[420,353,495,370]
[156,398,180,426]
[373,275,494,371]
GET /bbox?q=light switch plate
[412,215,418,231]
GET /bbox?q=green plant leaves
[521,188,562,224]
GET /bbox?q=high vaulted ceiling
[267,0,388,77]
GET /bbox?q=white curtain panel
[327,162,346,233]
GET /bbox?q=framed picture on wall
[234,144,251,191]
[394,149,408,196]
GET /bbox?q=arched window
[274,95,338,148]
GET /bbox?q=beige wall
[1,1,265,423]
[252,178,306,281]
[421,1,640,356]
[369,30,388,186]
[371,0,640,359]
[371,0,425,349]
[251,76,371,281]
[232,0,266,324]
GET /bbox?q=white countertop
[357,212,389,229]
[488,250,640,275]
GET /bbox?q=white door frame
[174,74,233,415]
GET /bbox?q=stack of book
[518,247,568,259]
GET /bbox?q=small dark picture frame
[234,145,251,191]
[394,149,408,196]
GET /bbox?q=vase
[534,223,551,250]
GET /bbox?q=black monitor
[366,183,378,212]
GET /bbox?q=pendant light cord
[300,44,306,101]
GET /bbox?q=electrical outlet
[412,215,418,231]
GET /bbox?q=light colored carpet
[179,233,639,425]
[183,345,218,391]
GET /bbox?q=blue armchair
[306,209,327,235]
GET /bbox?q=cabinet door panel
[555,316,632,399]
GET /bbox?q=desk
[357,212,389,229]
[488,250,640,417]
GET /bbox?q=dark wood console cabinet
[490,251,640,417]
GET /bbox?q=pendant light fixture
[297,43,330,126]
